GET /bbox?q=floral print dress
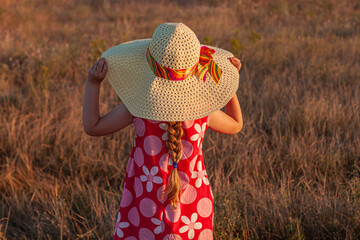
[113,115,214,240]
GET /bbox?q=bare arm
[83,57,133,136]
[208,57,243,134]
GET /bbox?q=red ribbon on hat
[196,46,222,84]
[146,46,222,84]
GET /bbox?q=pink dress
[113,115,214,240]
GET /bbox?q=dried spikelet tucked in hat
[102,22,239,121]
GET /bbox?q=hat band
[146,46,222,84]
[146,47,197,81]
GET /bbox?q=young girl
[83,23,243,240]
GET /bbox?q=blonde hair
[161,121,183,210]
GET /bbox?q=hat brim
[102,39,239,121]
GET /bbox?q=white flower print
[199,142,203,155]
[114,212,130,238]
[190,122,207,147]
[179,213,202,239]
[140,166,163,192]
[191,161,209,188]
[151,211,165,234]
[167,156,173,166]
[159,123,168,141]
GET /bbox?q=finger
[101,61,108,75]
[96,58,101,67]
[230,58,238,65]
[233,59,240,65]
[101,59,107,73]
[97,58,104,72]
[233,62,241,71]
[93,60,100,73]
[238,62,242,70]
[230,58,239,65]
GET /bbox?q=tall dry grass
[0,0,359,239]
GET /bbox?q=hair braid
[162,121,183,210]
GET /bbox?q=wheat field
[0,0,359,239]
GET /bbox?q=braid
[162,121,183,210]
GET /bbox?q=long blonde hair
[161,121,183,210]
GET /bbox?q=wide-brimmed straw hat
[101,22,239,121]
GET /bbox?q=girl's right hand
[229,57,241,71]
[87,57,108,84]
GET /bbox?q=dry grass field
[1,0,359,239]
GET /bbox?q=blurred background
[0,0,359,239]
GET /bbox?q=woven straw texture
[102,23,239,121]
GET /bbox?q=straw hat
[101,22,239,121]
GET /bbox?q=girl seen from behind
[83,23,243,240]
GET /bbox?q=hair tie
[172,162,178,168]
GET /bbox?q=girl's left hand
[87,57,108,84]
[229,57,242,71]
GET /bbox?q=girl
[83,23,243,240]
